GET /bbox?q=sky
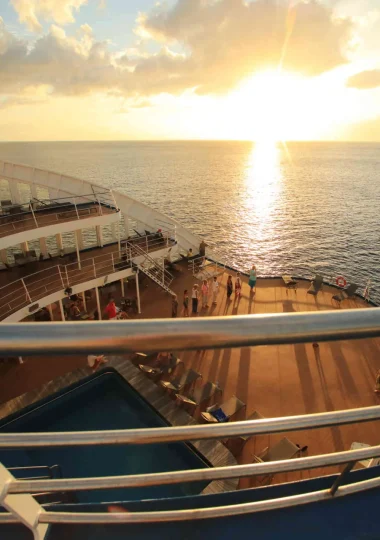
[1,0,380,141]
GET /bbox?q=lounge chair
[160,369,202,392]
[139,355,183,377]
[237,410,265,443]
[258,437,302,462]
[307,274,323,296]
[201,396,246,423]
[252,437,303,485]
[282,275,297,289]
[175,381,222,408]
[332,284,359,307]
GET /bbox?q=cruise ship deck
[1,260,378,490]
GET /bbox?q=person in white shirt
[191,284,199,315]
[212,276,219,305]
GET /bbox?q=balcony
[0,192,119,250]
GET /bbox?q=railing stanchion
[330,461,356,496]
[57,266,65,289]
[145,235,148,252]
[73,198,80,220]
[65,266,70,287]
[93,259,97,278]
[20,279,32,303]
[111,253,115,273]
[29,203,38,228]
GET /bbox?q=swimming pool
[0,369,210,502]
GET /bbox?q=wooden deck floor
[1,261,379,489]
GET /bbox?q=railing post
[0,463,49,539]
[330,461,356,496]
[111,253,115,273]
[29,202,39,228]
[145,235,148,252]
[65,266,70,287]
[57,266,65,289]
[73,197,80,220]
[93,259,97,278]
[136,269,141,314]
[21,278,32,303]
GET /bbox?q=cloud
[136,0,353,93]
[347,69,380,89]
[10,0,88,32]
[0,1,355,108]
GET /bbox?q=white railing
[0,311,380,535]
[0,230,174,320]
[0,191,117,238]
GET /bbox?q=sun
[225,69,323,142]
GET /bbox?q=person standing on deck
[212,276,219,305]
[227,275,233,300]
[172,294,178,318]
[235,273,242,298]
[192,284,199,315]
[183,290,189,316]
[249,264,257,294]
[199,240,207,257]
[201,280,209,308]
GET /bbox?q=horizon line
[1,139,380,144]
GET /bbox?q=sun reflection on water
[244,140,283,241]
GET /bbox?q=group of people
[171,264,257,317]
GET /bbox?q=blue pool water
[0,370,209,502]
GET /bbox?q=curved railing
[0,310,380,535]
[0,231,173,321]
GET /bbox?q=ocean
[0,141,379,303]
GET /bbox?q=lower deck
[0,261,379,489]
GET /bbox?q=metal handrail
[6,444,380,494]
[0,307,379,354]
[0,403,379,448]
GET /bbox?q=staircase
[127,242,175,295]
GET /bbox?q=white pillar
[58,299,65,321]
[81,291,86,311]
[96,225,103,247]
[124,214,130,238]
[39,237,48,257]
[75,230,81,270]
[111,222,117,243]
[8,180,21,204]
[20,241,28,254]
[76,229,84,250]
[95,286,102,320]
[56,233,63,251]
[136,270,141,314]
[47,304,53,321]
[30,183,38,200]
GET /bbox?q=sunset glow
[1,0,380,141]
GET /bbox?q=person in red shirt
[104,298,117,320]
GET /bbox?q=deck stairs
[127,242,175,295]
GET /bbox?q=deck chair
[332,284,359,306]
[175,381,222,408]
[160,369,202,392]
[282,275,297,289]
[307,275,323,296]
[252,437,302,485]
[201,396,246,423]
[139,355,183,377]
[130,352,159,366]
[258,437,301,462]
